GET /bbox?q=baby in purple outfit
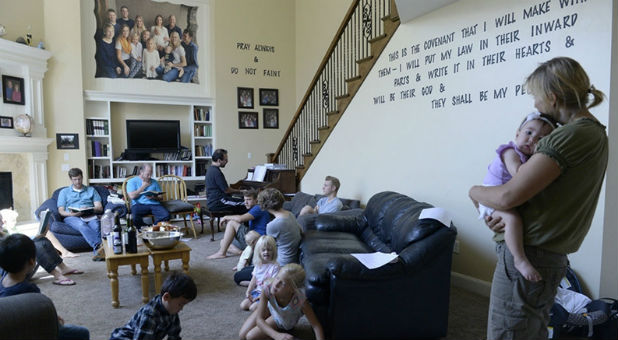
[478,112,556,282]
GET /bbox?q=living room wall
[302,0,618,298]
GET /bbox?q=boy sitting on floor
[110,272,197,340]
[0,233,90,339]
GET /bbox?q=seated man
[127,164,170,229]
[57,168,105,261]
[207,189,272,260]
[205,149,247,214]
[299,175,343,216]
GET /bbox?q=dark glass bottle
[112,213,122,255]
[126,215,138,253]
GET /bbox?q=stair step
[369,33,387,44]
[302,152,313,157]
[334,94,349,100]
[309,140,320,144]
[356,55,373,64]
[296,165,305,170]
[317,125,329,130]
[345,75,362,82]
[325,110,339,116]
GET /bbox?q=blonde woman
[115,24,132,77]
[130,15,146,38]
[470,57,608,339]
[158,31,186,82]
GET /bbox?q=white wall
[302,0,615,297]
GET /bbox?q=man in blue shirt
[126,164,170,229]
[180,29,198,83]
[207,189,271,259]
[57,168,104,260]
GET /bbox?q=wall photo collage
[237,87,279,129]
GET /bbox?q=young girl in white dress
[142,38,160,79]
[240,235,279,311]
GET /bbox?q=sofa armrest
[327,254,406,280]
[397,225,457,273]
[0,293,59,339]
[35,198,62,223]
[314,209,365,234]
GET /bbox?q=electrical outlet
[453,239,460,254]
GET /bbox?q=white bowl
[141,231,182,250]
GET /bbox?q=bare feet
[61,251,79,258]
[514,257,542,282]
[207,252,227,259]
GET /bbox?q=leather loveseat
[299,191,457,339]
[0,293,59,339]
[34,185,126,251]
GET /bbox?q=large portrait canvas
[93,0,199,84]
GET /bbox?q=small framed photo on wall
[263,108,279,129]
[2,75,25,105]
[238,112,258,129]
[237,87,254,109]
[56,133,79,149]
[259,88,278,106]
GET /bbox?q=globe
[14,114,33,136]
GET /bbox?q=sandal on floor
[63,269,84,275]
[53,278,76,286]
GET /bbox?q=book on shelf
[194,124,212,137]
[193,106,211,121]
[195,144,213,157]
[86,119,109,136]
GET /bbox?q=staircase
[269,0,400,181]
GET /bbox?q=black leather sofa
[34,185,126,251]
[299,191,457,339]
[282,191,361,217]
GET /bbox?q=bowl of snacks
[141,222,180,233]
[141,228,183,250]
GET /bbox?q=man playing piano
[205,149,247,214]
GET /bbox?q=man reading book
[127,164,170,229]
[57,168,105,261]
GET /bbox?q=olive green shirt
[494,118,608,254]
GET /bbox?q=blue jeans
[156,65,180,82]
[132,203,170,228]
[63,217,101,252]
[180,65,197,83]
[98,66,118,78]
[58,323,90,340]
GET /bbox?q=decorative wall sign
[56,133,79,149]
[0,116,13,129]
[2,75,25,105]
[263,108,278,129]
[238,87,254,108]
[259,88,278,106]
[238,111,258,129]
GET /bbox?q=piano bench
[202,209,236,241]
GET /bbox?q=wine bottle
[112,213,122,255]
[126,214,138,253]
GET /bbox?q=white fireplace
[0,38,53,221]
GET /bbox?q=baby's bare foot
[514,258,542,282]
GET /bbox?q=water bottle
[101,209,114,237]
[112,213,123,255]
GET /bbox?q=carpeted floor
[34,223,489,339]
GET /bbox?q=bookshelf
[84,92,215,184]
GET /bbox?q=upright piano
[230,168,297,195]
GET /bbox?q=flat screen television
[126,119,181,154]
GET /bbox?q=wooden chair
[157,175,198,239]
[201,208,235,241]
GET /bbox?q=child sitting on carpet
[234,230,260,272]
[110,272,197,340]
[239,263,324,340]
[240,235,279,311]
[0,233,90,339]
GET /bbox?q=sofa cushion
[161,200,194,213]
[283,192,316,216]
[301,230,370,255]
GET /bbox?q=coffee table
[103,240,150,308]
[149,242,191,293]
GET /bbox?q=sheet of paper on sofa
[419,207,452,228]
[351,252,398,269]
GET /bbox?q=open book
[142,190,165,196]
[68,206,95,215]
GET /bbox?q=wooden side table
[149,242,192,293]
[103,240,150,308]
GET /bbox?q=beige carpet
[33,222,489,340]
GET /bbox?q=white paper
[351,252,398,269]
[252,165,267,182]
[419,207,452,228]
[245,171,254,180]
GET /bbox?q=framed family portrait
[0,116,14,129]
[2,75,25,105]
[259,88,278,106]
[263,108,279,129]
[238,112,258,129]
[56,133,79,149]
[237,87,254,109]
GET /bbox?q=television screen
[126,120,181,152]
